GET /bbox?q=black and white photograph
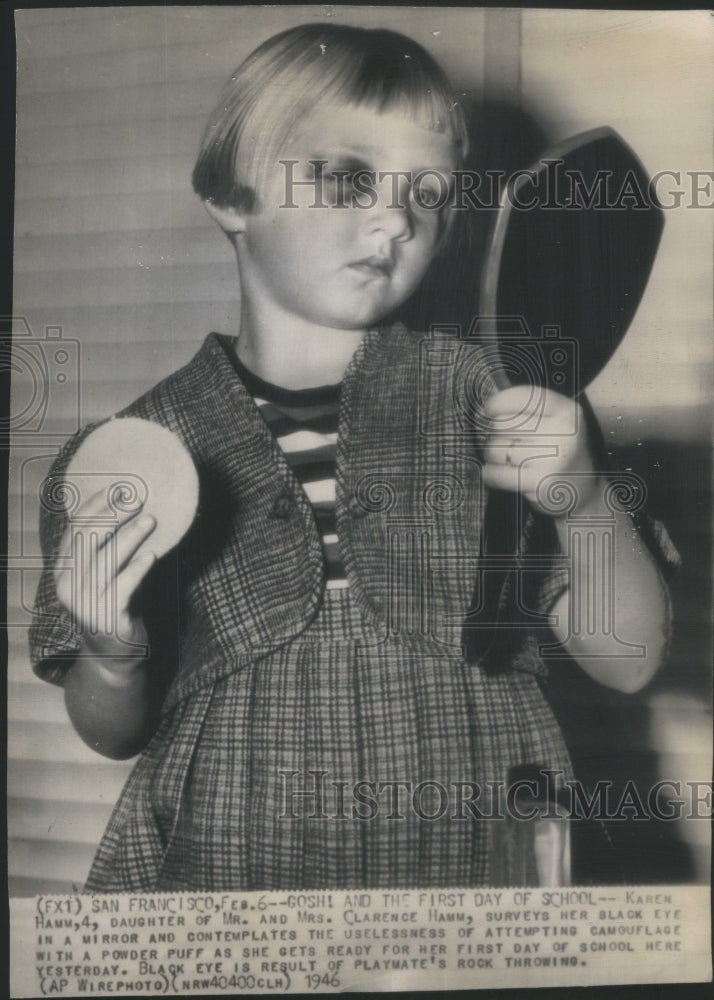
[6,4,712,994]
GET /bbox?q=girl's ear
[202,199,246,233]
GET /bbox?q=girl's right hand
[54,488,157,663]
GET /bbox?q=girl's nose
[369,176,413,242]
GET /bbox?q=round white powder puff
[64,417,199,559]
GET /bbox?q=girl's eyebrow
[310,147,456,175]
[309,154,373,176]
[309,146,373,161]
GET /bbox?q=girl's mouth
[348,255,394,279]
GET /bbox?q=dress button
[271,492,295,519]
[347,495,368,518]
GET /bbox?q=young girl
[30,24,673,891]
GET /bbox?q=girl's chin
[323,295,404,329]
[331,313,393,331]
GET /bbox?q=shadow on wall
[400,98,551,334]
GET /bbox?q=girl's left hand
[481,385,604,517]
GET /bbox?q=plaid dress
[30,326,625,890]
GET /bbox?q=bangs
[335,33,467,150]
[279,27,468,153]
[193,24,467,210]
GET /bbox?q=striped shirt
[230,353,347,589]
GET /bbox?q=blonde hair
[192,23,468,211]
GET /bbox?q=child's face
[236,104,458,331]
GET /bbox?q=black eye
[313,157,370,186]
[328,169,357,187]
[409,173,451,211]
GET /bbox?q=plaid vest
[30,326,573,707]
